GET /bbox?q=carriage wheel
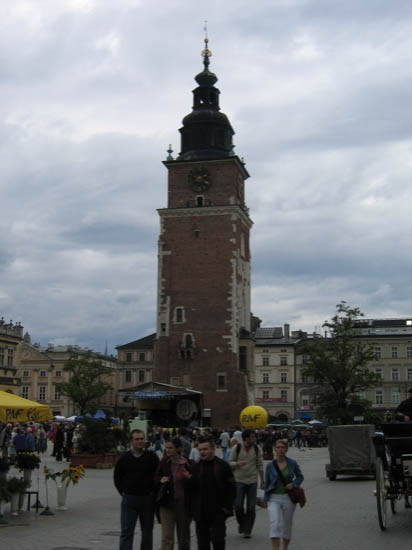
[376,457,387,530]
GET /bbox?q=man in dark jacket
[395,388,412,421]
[190,436,235,550]
[114,429,159,550]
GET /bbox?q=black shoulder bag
[273,460,306,508]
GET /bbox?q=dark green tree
[299,302,379,424]
[54,353,113,415]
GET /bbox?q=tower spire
[202,20,211,71]
[177,26,235,161]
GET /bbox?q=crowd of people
[114,425,305,550]
[0,420,82,462]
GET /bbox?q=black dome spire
[178,34,234,161]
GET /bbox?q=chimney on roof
[284,324,290,339]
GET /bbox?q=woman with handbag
[155,436,192,550]
[264,439,304,550]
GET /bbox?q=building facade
[0,318,23,393]
[16,342,117,417]
[254,325,312,421]
[152,39,254,426]
[116,334,155,411]
[353,318,412,414]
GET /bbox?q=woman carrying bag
[155,437,192,550]
[264,439,304,550]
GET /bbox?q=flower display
[15,452,41,471]
[44,464,85,487]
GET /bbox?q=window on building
[139,352,145,362]
[375,347,381,359]
[301,374,313,383]
[262,390,269,399]
[280,372,287,383]
[23,370,29,378]
[392,390,401,404]
[280,349,287,353]
[138,370,145,383]
[21,386,29,399]
[40,370,47,378]
[408,347,412,358]
[280,356,287,366]
[392,346,398,359]
[408,368,412,381]
[196,196,204,207]
[125,370,132,383]
[281,390,288,402]
[54,387,61,401]
[175,308,184,323]
[239,346,247,371]
[7,349,13,367]
[302,397,309,406]
[161,323,166,333]
[262,356,269,366]
[217,373,226,391]
[39,386,46,401]
[375,390,383,405]
[375,367,382,379]
[0,347,4,367]
[55,370,61,377]
[392,368,399,381]
[262,372,269,383]
[126,352,132,362]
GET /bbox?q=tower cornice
[157,204,253,228]
[163,155,250,180]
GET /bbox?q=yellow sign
[240,405,268,429]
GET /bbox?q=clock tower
[153,37,253,426]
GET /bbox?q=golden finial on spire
[202,20,212,66]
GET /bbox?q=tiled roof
[116,333,156,350]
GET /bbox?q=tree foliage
[54,353,113,415]
[299,302,379,424]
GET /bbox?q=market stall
[0,391,53,423]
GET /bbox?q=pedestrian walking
[114,429,160,550]
[219,430,230,460]
[155,437,192,550]
[264,439,304,550]
[229,428,264,538]
[190,436,235,550]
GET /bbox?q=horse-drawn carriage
[373,423,412,530]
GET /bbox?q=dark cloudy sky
[1,0,412,353]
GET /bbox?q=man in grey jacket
[229,429,264,538]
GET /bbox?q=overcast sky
[1,0,412,353]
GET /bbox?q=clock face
[188,167,211,192]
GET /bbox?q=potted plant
[7,477,29,516]
[44,464,85,510]
[15,453,41,486]
[70,418,122,468]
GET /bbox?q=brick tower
[153,36,253,426]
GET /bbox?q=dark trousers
[120,493,155,550]
[235,482,257,535]
[195,510,226,550]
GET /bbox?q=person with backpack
[229,428,264,538]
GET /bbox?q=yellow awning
[0,391,53,423]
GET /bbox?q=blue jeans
[235,482,257,535]
[119,493,155,550]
